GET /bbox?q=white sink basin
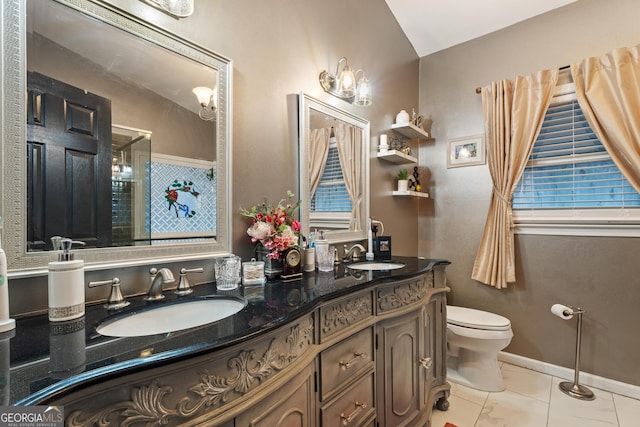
[96,297,246,337]
[347,262,405,271]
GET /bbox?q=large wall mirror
[298,93,370,243]
[1,0,232,274]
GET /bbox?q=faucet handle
[88,277,130,310]
[175,267,204,295]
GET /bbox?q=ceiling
[385,0,578,57]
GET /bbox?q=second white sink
[347,262,405,271]
[96,297,246,337]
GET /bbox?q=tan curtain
[335,123,363,227]
[571,45,640,193]
[309,128,330,198]
[472,69,558,288]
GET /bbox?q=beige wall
[419,0,640,385]
[153,0,424,260]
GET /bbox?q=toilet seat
[447,305,511,331]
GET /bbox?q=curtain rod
[475,65,570,94]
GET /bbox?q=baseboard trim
[499,351,640,400]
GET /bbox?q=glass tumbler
[216,255,241,290]
[315,241,334,272]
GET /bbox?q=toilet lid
[446,305,511,331]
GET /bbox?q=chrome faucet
[145,267,175,301]
[343,243,367,262]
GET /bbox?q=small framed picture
[373,236,392,260]
[447,134,486,168]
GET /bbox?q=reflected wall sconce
[192,86,217,121]
[319,57,372,106]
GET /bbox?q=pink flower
[278,225,299,246]
[291,220,301,232]
[247,221,274,243]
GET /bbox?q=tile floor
[431,362,640,427]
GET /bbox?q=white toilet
[446,305,513,392]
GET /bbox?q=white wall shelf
[391,123,431,140]
[376,150,417,164]
[392,190,430,199]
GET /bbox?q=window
[310,142,353,229]
[512,80,640,236]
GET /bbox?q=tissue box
[242,259,266,285]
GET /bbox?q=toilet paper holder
[551,303,595,401]
[551,303,586,320]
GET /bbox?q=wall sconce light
[192,86,217,121]
[319,57,372,106]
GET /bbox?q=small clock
[281,247,303,280]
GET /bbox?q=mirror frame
[1,0,232,275]
[298,93,370,244]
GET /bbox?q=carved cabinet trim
[65,315,314,427]
[319,290,373,341]
[377,272,433,313]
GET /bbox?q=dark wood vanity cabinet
[52,265,449,426]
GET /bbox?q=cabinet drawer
[319,326,374,400]
[319,290,374,341]
[377,273,433,313]
[321,371,376,427]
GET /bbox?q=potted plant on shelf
[397,168,409,192]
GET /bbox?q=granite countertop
[5,257,449,405]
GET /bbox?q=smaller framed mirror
[298,93,370,243]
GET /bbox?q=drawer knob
[339,352,367,370]
[419,356,433,370]
[340,401,367,425]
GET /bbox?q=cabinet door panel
[377,311,422,427]
[422,300,436,407]
[27,71,112,250]
[235,363,316,427]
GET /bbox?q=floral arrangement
[240,191,301,260]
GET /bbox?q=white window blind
[310,144,352,213]
[512,81,640,236]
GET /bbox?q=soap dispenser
[48,238,85,322]
[0,218,16,332]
